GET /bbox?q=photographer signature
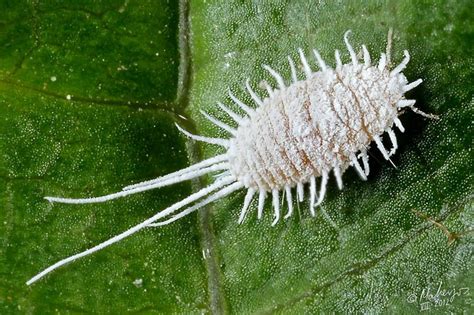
[406,281,470,311]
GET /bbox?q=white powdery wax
[27,30,436,286]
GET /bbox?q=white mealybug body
[27,30,435,285]
[229,63,404,190]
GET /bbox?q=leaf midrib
[176,0,228,314]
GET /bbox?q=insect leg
[394,117,405,133]
[387,129,398,156]
[373,135,390,160]
[351,154,368,180]
[361,150,370,176]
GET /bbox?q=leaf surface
[0,0,472,313]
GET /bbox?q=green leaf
[1,0,472,314]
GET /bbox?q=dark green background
[0,1,472,314]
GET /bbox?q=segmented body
[228,64,406,191]
[28,30,432,286]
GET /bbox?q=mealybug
[27,30,436,285]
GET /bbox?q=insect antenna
[27,175,237,285]
[398,99,439,120]
[410,107,440,119]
